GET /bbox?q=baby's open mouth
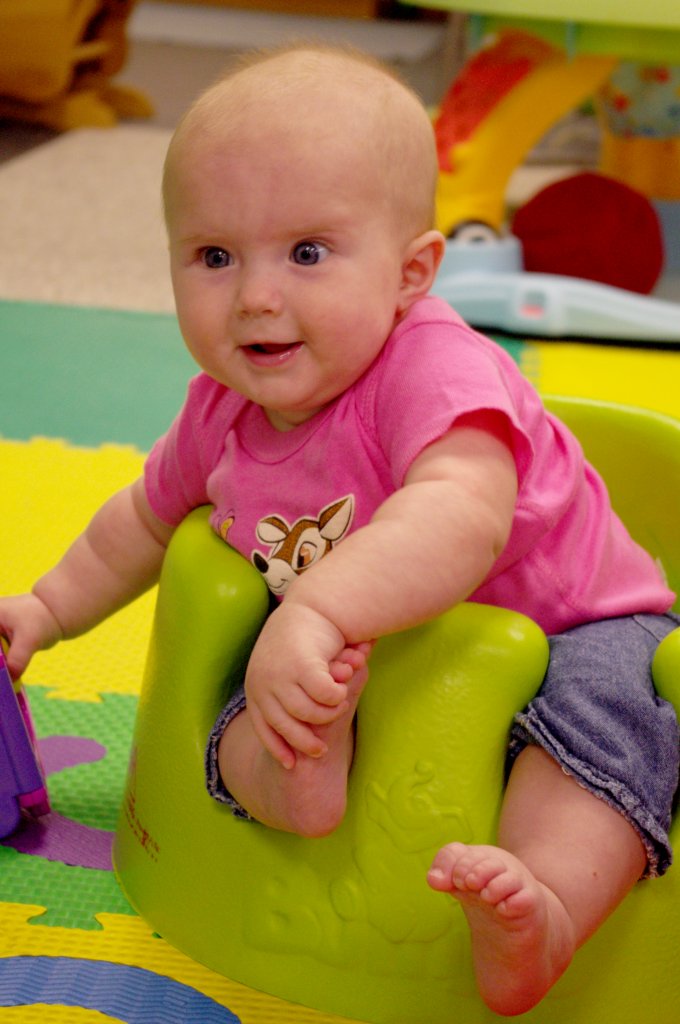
[250,342,296,354]
[245,341,302,363]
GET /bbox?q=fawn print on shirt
[251,495,355,597]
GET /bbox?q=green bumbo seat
[114,396,680,1024]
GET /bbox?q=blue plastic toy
[432,234,680,341]
[0,640,50,838]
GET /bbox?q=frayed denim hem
[204,684,252,820]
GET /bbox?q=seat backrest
[545,395,680,607]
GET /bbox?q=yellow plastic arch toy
[427,0,680,234]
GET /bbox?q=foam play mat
[2,297,680,1022]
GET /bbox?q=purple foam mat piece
[3,735,113,869]
[5,811,113,870]
[39,735,106,774]
[5,811,113,868]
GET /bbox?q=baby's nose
[237,268,282,317]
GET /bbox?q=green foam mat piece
[27,688,138,831]
[0,850,134,929]
[0,687,138,928]
[0,300,195,450]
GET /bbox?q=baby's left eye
[201,247,232,269]
[291,241,328,266]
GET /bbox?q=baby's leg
[428,746,646,1016]
[429,614,678,1015]
[217,661,368,837]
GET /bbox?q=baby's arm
[245,415,518,764]
[0,478,174,679]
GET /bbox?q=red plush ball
[511,172,664,294]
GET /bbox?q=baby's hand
[244,604,369,768]
[0,592,63,679]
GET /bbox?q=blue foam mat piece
[0,956,241,1021]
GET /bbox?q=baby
[1,43,678,1017]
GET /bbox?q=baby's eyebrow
[290,226,344,242]
[175,234,225,246]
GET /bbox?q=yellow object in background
[0,0,152,130]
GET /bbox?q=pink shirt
[145,296,673,634]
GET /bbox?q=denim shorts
[508,613,680,878]
[207,613,680,875]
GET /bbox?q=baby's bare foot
[269,663,369,837]
[428,842,575,1016]
[218,664,369,837]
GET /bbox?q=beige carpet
[0,126,175,313]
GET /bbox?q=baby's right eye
[201,247,232,269]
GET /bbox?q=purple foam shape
[2,735,115,869]
[5,810,114,870]
[39,735,106,774]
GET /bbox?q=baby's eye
[201,247,232,269]
[291,241,328,266]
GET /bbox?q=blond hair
[163,42,438,239]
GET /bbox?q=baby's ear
[397,230,446,315]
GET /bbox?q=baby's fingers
[252,698,330,762]
[1,626,37,681]
[298,666,348,707]
[248,703,298,769]
[0,594,62,679]
[282,684,349,726]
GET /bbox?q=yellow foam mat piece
[1,437,152,702]
[0,902,354,1023]
[0,1011,114,1022]
[529,341,680,418]
[0,1009,114,1023]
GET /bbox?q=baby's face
[165,118,415,430]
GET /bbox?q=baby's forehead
[166,49,437,232]
[193,51,418,139]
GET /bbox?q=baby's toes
[429,843,495,893]
[427,842,466,889]
[454,853,511,895]
[478,861,526,906]
[429,844,530,904]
